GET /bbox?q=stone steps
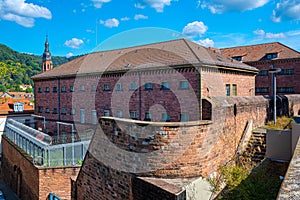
[240,129,267,165]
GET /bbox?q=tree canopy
[0,44,78,92]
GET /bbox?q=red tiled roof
[220,42,300,62]
[0,98,34,114]
[32,39,257,80]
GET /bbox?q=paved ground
[0,179,20,200]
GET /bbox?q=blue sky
[0,0,300,57]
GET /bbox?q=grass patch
[212,160,288,200]
[265,116,293,130]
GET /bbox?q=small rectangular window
[53,108,58,114]
[266,53,278,60]
[116,83,123,91]
[257,70,268,76]
[70,86,75,92]
[80,109,85,123]
[80,85,85,92]
[104,109,110,116]
[180,114,189,122]
[285,69,294,75]
[103,84,110,91]
[45,108,50,113]
[130,82,137,91]
[38,87,42,93]
[45,87,50,93]
[61,108,66,115]
[179,81,189,89]
[91,85,97,92]
[232,84,237,96]
[255,87,269,93]
[91,110,97,125]
[226,84,230,96]
[130,111,137,119]
[161,113,170,122]
[62,131,66,144]
[144,111,152,121]
[38,106,43,113]
[145,83,153,90]
[53,87,57,93]
[61,86,66,92]
[232,56,242,62]
[116,110,123,118]
[70,108,76,115]
[161,82,170,90]
[286,87,294,93]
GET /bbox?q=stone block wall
[73,95,300,199]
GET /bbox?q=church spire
[42,35,53,72]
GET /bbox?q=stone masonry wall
[1,135,80,200]
[74,95,300,199]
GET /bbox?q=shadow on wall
[267,95,300,122]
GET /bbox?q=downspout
[58,77,61,121]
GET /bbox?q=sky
[0,0,300,57]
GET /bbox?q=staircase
[238,128,266,166]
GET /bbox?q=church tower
[42,35,53,72]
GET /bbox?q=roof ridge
[91,38,188,55]
[182,39,202,63]
[220,42,281,50]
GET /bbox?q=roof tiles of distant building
[220,42,300,62]
[32,39,258,80]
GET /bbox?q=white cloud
[0,0,52,27]
[253,29,265,36]
[64,38,84,49]
[182,21,208,38]
[100,18,120,28]
[135,3,146,9]
[200,0,269,14]
[265,32,286,39]
[272,0,300,22]
[121,17,130,21]
[86,29,95,33]
[254,29,286,39]
[196,38,214,47]
[135,0,172,12]
[134,14,148,20]
[66,52,74,58]
[91,0,111,8]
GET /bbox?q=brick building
[32,39,257,138]
[220,42,300,95]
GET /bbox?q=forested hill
[0,44,78,92]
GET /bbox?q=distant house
[221,42,300,95]
[19,84,32,91]
[0,91,34,100]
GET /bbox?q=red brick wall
[75,152,133,200]
[1,136,80,200]
[247,58,300,95]
[202,69,255,97]
[34,67,256,135]
[39,166,80,200]
[2,136,39,199]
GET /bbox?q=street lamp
[32,114,46,132]
[56,121,75,165]
[269,67,281,124]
